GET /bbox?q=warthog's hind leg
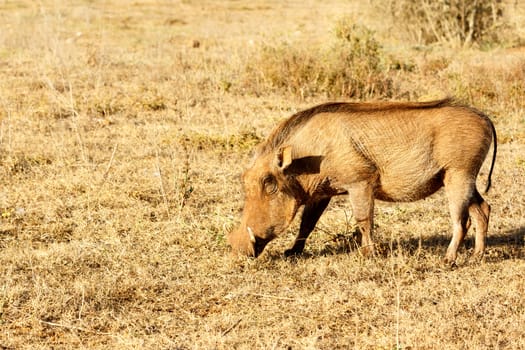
[285,197,331,257]
[347,182,375,257]
[444,172,475,265]
[468,189,490,262]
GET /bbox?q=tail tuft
[483,120,497,193]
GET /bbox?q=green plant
[328,20,393,98]
[243,20,394,99]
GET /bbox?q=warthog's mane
[258,97,457,155]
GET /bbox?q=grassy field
[1,1,524,349]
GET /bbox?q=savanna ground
[1,0,525,349]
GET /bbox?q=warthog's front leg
[285,197,331,256]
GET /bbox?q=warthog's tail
[484,119,497,193]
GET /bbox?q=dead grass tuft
[377,0,519,47]
[179,130,262,153]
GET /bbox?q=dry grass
[0,1,524,349]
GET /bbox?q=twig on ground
[39,319,114,336]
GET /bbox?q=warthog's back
[269,98,495,202]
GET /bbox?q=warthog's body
[228,98,496,264]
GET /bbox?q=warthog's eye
[262,175,278,195]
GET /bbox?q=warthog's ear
[277,146,293,170]
[277,146,323,176]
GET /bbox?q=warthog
[228,98,497,264]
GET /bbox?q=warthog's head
[228,146,306,257]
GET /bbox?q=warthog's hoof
[358,244,375,258]
[284,247,304,257]
[443,256,458,269]
[468,251,485,264]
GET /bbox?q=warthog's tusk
[247,227,256,243]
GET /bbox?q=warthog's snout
[228,226,272,258]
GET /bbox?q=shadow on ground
[279,226,525,261]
